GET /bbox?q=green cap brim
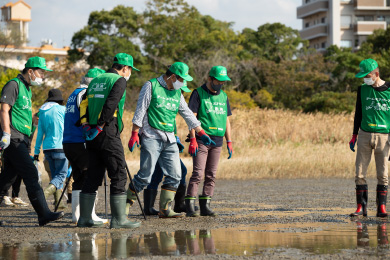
[132,66,140,72]
[215,75,231,81]
[42,67,53,72]
[355,71,369,78]
[182,75,193,81]
[181,86,191,92]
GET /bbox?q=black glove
[33,154,39,161]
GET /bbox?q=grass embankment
[121,109,369,180]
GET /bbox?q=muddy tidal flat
[1,178,390,259]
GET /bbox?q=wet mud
[1,178,390,259]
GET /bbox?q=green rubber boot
[110,194,141,229]
[43,184,56,199]
[54,189,67,209]
[125,188,136,215]
[159,188,184,218]
[77,193,104,227]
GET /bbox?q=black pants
[0,139,41,197]
[63,143,89,191]
[0,174,22,197]
[81,121,127,195]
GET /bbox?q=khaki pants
[355,130,390,185]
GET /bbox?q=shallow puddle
[1,222,390,259]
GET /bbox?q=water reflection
[1,224,390,259]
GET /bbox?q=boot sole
[110,223,141,229]
[158,215,184,218]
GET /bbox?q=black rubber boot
[174,184,187,213]
[144,189,159,216]
[28,189,64,226]
[67,193,72,204]
[185,197,199,217]
[376,185,388,218]
[350,185,367,217]
[199,196,217,217]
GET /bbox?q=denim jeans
[43,150,68,189]
[147,159,187,190]
[133,137,181,192]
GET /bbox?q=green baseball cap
[85,68,105,78]
[113,53,140,71]
[169,62,193,81]
[181,80,191,92]
[355,59,378,78]
[25,56,53,71]
[209,66,231,81]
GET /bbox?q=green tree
[239,23,308,62]
[0,68,20,92]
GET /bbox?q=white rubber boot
[92,191,108,224]
[72,190,81,224]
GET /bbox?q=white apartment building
[297,0,390,51]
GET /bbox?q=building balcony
[354,21,386,35]
[297,0,328,19]
[355,0,390,10]
[299,24,328,40]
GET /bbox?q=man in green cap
[349,58,389,218]
[62,68,108,224]
[0,56,64,226]
[77,53,141,229]
[185,65,233,217]
[127,62,215,218]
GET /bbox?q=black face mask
[211,82,223,92]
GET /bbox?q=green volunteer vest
[87,73,125,132]
[196,87,228,136]
[9,78,32,136]
[360,84,390,133]
[147,78,181,132]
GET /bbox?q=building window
[305,22,310,28]
[341,15,352,28]
[321,17,326,23]
[16,55,21,61]
[54,57,59,62]
[356,16,374,22]
[321,42,326,49]
[377,16,385,21]
[340,40,352,48]
[355,39,359,47]
[387,0,390,7]
[305,0,310,4]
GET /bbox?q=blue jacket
[63,86,87,144]
[34,102,66,155]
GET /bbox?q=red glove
[349,134,357,152]
[227,141,233,159]
[128,131,140,152]
[197,130,216,146]
[189,137,198,156]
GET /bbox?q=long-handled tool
[54,171,73,212]
[125,165,146,220]
[103,172,108,219]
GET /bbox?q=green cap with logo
[355,59,378,78]
[85,68,105,78]
[209,66,231,81]
[169,62,193,81]
[25,56,53,71]
[181,80,191,92]
[113,53,140,71]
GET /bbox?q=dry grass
[119,108,377,180]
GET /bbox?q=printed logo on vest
[91,83,107,92]
[366,101,390,111]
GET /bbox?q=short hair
[112,63,126,71]
[22,67,39,74]
[80,76,94,86]
[165,68,174,77]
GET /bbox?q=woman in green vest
[0,56,64,226]
[185,66,233,217]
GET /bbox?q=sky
[1,0,303,48]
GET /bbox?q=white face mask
[29,71,43,86]
[172,77,184,90]
[124,71,131,81]
[364,77,375,85]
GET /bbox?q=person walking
[62,68,108,224]
[34,89,68,210]
[77,53,140,229]
[127,62,215,218]
[350,59,389,218]
[185,66,233,217]
[0,56,64,226]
